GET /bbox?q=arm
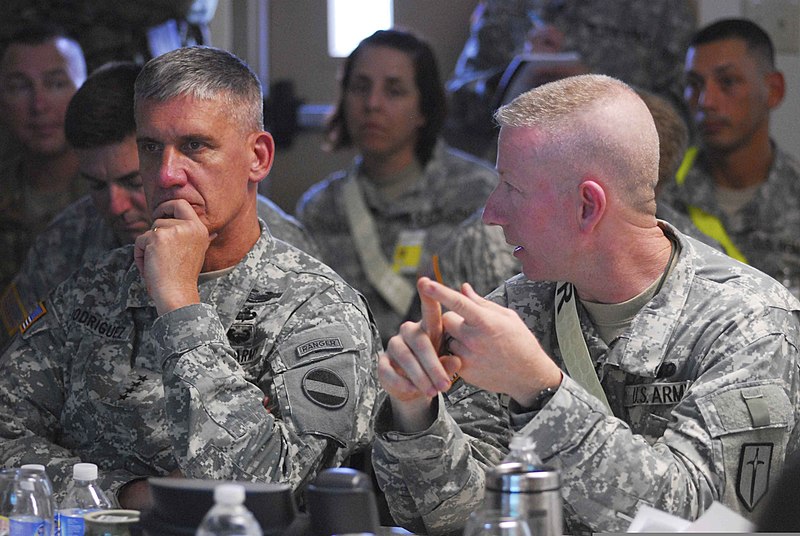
[0,301,145,505]
[518,329,798,533]
[155,295,378,494]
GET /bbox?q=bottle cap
[73,462,98,481]
[214,483,246,506]
[20,464,46,472]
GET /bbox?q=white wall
[697,0,800,159]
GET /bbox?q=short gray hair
[134,46,263,132]
[495,74,660,215]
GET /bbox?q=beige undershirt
[715,183,760,219]
[581,241,680,344]
[198,265,236,284]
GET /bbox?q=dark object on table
[140,477,296,535]
[307,468,380,536]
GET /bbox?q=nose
[29,84,49,114]
[697,82,719,111]
[482,186,506,226]
[156,146,187,189]
[364,87,383,110]
[107,183,132,216]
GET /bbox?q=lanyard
[342,176,416,315]
[554,282,612,411]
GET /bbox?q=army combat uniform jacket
[1,194,320,350]
[658,144,800,285]
[372,224,800,534]
[296,142,497,341]
[0,221,379,504]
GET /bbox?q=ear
[248,131,276,185]
[577,179,606,233]
[766,71,785,110]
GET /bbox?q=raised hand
[134,199,215,315]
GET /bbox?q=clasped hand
[378,277,562,431]
[134,199,214,315]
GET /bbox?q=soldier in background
[372,75,800,534]
[0,46,379,509]
[658,19,800,291]
[0,24,87,290]
[445,0,696,159]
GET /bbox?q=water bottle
[195,484,263,536]
[0,468,18,536]
[58,464,112,536]
[503,434,543,467]
[19,467,56,536]
[10,467,55,536]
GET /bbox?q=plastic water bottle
[19,467,56,536]
[196,484,263,536]
[10,468,55,536]
[58,464,112,536]
[0,468,18,536]
[503,434,543,467]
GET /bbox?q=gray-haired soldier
[0,46,380,509]
[373,75,800,534]
[0,59,319,351]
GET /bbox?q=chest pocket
[624,381,692,443]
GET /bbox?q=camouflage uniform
[658,144,800,285]
[0,194,320,350]
[296,142,497,340]
[0,156,87,290]
[445,0,696,156]
[372,224,800,535]
[0,221,380,505]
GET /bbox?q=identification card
[392,230,427,275]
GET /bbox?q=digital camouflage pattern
[0,156,87,291]
[0,194,320,351]
[445,0,695,156]
[296,142,497,341]
[658,145,800,286]
[0,221,379,505]
[372,224,800,535]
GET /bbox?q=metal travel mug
[484,462,562,536]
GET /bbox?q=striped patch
[302,367,349,409]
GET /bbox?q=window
[327,0,393,57]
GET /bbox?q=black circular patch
[302,367,349,409]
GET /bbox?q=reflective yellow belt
[675,147,748,264]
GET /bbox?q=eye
[120,175,143,190]
[347,79,370,96]
[185,140,204,152]
[137,141,161,154]
[85,178,107,192]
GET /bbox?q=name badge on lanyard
[392,229,427,275]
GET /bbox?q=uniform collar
[599,221,695,378]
